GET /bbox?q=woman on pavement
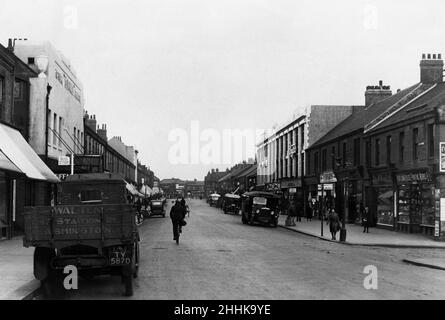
[327,208,341,240]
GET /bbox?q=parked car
[209,193,221,207]
[222,193,241,215]
[150,199,166,217]
[241,191,280,227]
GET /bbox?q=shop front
[333,167,364,224]
[281,179,303,214]
[395,170,435,235]
[369,170,396,230]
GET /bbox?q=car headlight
[271,211,274,215]
[256,210,260,214]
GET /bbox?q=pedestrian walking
[286,200,297,226]
[362,206,371,233]
[327,208,341,240]
[306,202,313,221]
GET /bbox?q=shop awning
[125,182,144,197]
[0,124,59,182]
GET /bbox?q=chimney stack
[85,114,97,133]
[420,53,443,84]
[97,123,108,141]
[365,80,392,107]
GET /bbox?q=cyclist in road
[170,199,186,244]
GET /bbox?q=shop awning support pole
[321,183,324,237]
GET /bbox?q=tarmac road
[39,199,445,300]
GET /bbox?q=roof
[160,178,184,184]
[232,164,256,180]
[218,165,252,182]
[224,193,241,199]
[310,83,424,148]
[366,82,445,133]
[63,173,123,183]
[242,191,280,198]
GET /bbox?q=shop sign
[58,156,71,166]
[266,182,281,191]
[435,221,440,237]
[372,173,393,186]
[289,188,297,194]
[281,179,302,188]
[318,183,334,191]
[396,171,432,183]
[440,143,445,172]
[320,171,337,184]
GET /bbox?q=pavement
[278,215,445,249]
[35,199,445,300]
[0,236,39,300]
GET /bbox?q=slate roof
[309,83,427,149]
[365,82,445,133]
[218,165,252,182]
[232,164,256,180]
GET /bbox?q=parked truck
[23,173,140,297]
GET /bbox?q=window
[386,135,392,164]
[342,142,346,167]
[375,138,380,166]
[80,190,102,203]
[399,132,405,163]
[331,146,336,169]
[353,138,361,166]
[53,113,57,145]
[322,149,327,172]
[58,117,62,147]
[307,152,311,174]
[73,127,77,153]
[300,124,305,149]
[428,124,434,158]
[314,151,319,174]
[365,139,371,166]
[413,128,419,161]
[0,76,4,107]
[27,57,35,64]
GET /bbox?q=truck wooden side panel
[23,204,135,247]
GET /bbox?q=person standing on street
[362,206,371,233]
[286,199,297,226]
[170,199,186,244]
[327,208,341,240]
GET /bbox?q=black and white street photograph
[0,0,445,308]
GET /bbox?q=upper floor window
[428,124,435,158]
[413,128,419,161]
[375,138,380,166]
[399,132,405,163]
[353,138,361,166]
[342,142,347,167]
[322,149,327,172]
[386,135,392,164]
[331,146,336,169]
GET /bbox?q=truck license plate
[109,247,131,265]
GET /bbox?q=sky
[1,0,445,180]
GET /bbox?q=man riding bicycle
[170,199,186,244]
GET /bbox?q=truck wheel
[123,274,133,297]
[133,243,140,279]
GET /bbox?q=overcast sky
[1,0,445,180]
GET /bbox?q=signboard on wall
[441,143,445,172]
[58,156,71,166]
[441,198,445,221]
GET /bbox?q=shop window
[399,132,405,163]
[376,187,394,226]
[27,57,35,65]
[428,124,434,158]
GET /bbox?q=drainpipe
[45,84,52,162]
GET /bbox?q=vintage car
[23,173,140,297]
[150,199,166,217]
[222,193,241,215]
[209,193,221,207]
[241,191,280,227]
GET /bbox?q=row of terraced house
[206,54,445,241]
[0,39,157,240]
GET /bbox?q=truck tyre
[122,265,134,296]
[34,247,55,280]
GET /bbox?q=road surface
[39,199,445,299]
